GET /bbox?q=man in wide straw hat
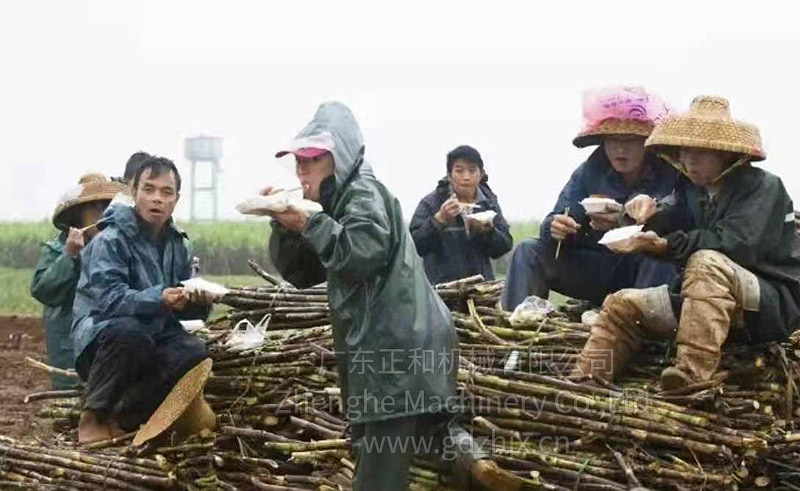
[502,86,678,311]
[31,173,127,389]
[71,156,216,443]
[574,95,800,390]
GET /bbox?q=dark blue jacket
[647,164,800,342]
[540,148,678,250]
[71,205,209,364]
[410,177,513,284]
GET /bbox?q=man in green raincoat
[31,174,127,389]
[265,102,517,490]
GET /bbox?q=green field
[0,220,275,276]
[0,220,540,316]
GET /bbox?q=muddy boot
[78,410,111,445]
[662,250,758,391]
[573,285,677,383]
[442,421,525,490]
[659,366,694,391]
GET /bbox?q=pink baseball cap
[275,132,335,159]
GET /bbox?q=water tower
[184,135,223,221]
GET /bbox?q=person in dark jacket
[264,102,518,491]
[71,157,215,444]
[111,151,152,186]
[574,95,800,390]
[410,145,513,284]
[31,174,127,389]
[502,86,679,310]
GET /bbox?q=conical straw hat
[645,95,765,161]
[52,173,129,230]
[133,358,215,446]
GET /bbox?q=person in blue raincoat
[502,86,679,310]
[410,145,513,284]
[264,102,519,491]
[31,174,128,389]
[71,156,215,444]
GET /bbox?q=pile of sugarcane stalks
[13,268,800,490]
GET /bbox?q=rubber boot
[662,250,757,391]
[574,285,677,383]
[443,421,526,490]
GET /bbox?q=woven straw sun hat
[573,86,671,148]
[52,173,129,230]
[133,358,216,447]
[645,95,765,161]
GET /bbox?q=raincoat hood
[289,101,370,187]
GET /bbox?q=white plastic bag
[224,314,270,351]
[509,295,555,326]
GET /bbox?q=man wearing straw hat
[31,173,128,390]
[265,102,519,490]
[574,95,800,390]
[71,156,216,443]
[502,86,678,311]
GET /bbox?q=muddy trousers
[352,413,488,491]
[574,250,761,385]
[76,317,208,431]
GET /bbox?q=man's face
[133,168,180,229]
[679,148,728,188]
[604,136,647,176]
[296,152,336,202]
[449,159,482,199]
[78,201,106,240]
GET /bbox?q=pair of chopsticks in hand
[554,206,570,259]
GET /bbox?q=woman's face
[449,159,482,200]
[679,148,729,187]
[295,152,336,202]
[603,135,647,177]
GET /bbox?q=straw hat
[52,173,129,230]
[573,86,671,148]
[133,358,216,447]
[645,95,765,161]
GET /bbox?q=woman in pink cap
[502,86,679,311]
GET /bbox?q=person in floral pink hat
[503,86,679,311]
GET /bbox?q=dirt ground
[0,316,57,441]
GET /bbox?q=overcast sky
[2,1,799,225]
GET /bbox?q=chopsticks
[76,221,100,233]
[554,206,570,259]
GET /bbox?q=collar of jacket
[99,204,185,240]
